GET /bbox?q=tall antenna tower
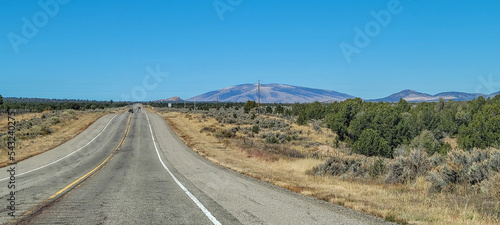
[258,80,261,107]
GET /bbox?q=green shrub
[26,124,53,137]
[244,101,258,113]
[427,171,447,193]
[215,129,236,138]
[410,130,441,155]
[40,124,53,135]
[481,173,500,199]
[200,126,216,133]
[252,125,260,134]
[49,116,61,125]
[266,106,273,114]
[64,109,76,115]
[314,156,360,176]
[266,135,278,144]
[61,109,77,120]
[352,129,391,158]
[313,155,379,178]
[489,150,500,172]
[386,149,430,184]
[370,158,386,177]
[429,153,443,168]
[274,105,284,114]
[467,162,489,185]
[385,157,410,184]
[296,112,307,125]
[426,149,496,192]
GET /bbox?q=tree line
[0,95,128,112]
[286,96,500,158]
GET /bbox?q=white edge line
[144,112,222,225]
[0,114,119,181]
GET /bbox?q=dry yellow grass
[444,136,459,150]
[160,110,499,225]
[0,110,111,167]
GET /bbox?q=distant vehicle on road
[128,109,134,113]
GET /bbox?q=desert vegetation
[156,95,500,224]
[0,96,127,113]
[0,97,124,166]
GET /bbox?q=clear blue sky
[1,0,500,101]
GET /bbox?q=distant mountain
[490,91,500,98]
[186,84,354,103]
[434,92,483,101]
[369,90,431,102]
[370,90,491,102]
[154,96,183,102]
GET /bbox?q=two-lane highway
[0,113,129,224]
[1,108,391,224]
[19,109,239,224]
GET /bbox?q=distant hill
[186,84,354,103]
[184,84,500,104]
[154,96,183,102]
[490,91,500,98]
[435,92,483,101]
[369,90,492,102]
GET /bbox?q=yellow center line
[18,113,132,219]
[48,114,131,199]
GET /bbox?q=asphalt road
[0,108,391,224]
